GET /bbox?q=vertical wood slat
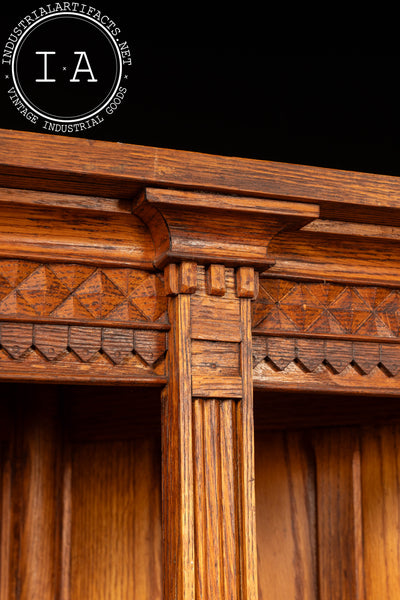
[352,445,365,600]
[202,400,223,599]
[69,438,162,600]
[60,445,72,600]
[9,389,63,600]
[163,292,194,600]
[238,297,257,600]
[193,399,240,600]
[192,399,206,600]
[220,400,239,600]
[71,440,125,600]
[313,428,364,600]
[361,425,400,600]
[0,442,12,600]
[133,438,162,600]
[255,431,317,600]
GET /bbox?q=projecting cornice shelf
[1,128,400,229]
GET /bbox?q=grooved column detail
[163,263,258,600]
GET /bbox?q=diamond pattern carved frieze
[253,279,400,339]
[0,260,168,325]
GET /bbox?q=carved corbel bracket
[133,187,320,270]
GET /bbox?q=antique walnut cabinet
[2,128,400,599]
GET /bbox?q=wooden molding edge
[3,129,400,226]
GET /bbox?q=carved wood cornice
[2,129,400,399]
[2,129,400,282]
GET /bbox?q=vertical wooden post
[162,280,194,600]
[163,263,258,600]
[9,387,63,600]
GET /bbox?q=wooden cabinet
[1,128,400,598]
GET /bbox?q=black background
[1,3,400,177]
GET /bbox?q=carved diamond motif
[0,259,38,288]
[279,284,324,331]
[259,279,296,302]
[105,268,149,296]
[49,263,95,291]
[0,291,41,317]
[17,266,71,316]
[355,286,393,310]
[0,260,168,326]
[251,284,275,327]
[328,288,370,334]
[0,274,12,302]
[74,271,125,318]
[129,275,167,321]
[307,282,345,306]
[254,306,300,332]
[375,291,400,336]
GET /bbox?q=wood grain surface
[255,431,317,600]
[313,428,363,600]
[0,202,154,268]
[70,437,161,600]
[268,230,400,285]
[3,129,400,229]
[7,387,63,600]
[255,420,400,600]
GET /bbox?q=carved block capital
[134,187,319,270]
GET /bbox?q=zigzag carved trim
[0,322,167,383]
[253,336,400,376]
[253,335,400,394]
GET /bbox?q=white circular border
[11,11,123,123]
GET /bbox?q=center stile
[163,262,258,600]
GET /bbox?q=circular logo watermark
[2,3,132,133]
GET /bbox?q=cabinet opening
[0,383,162,600]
